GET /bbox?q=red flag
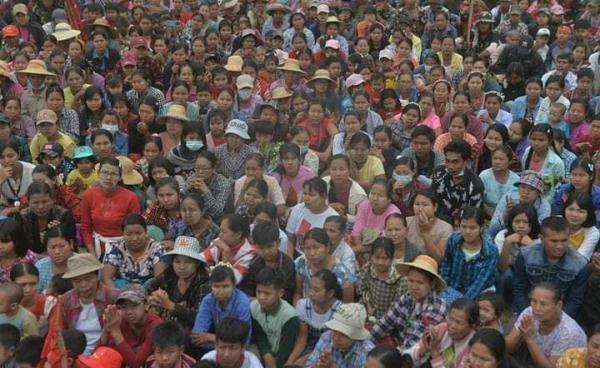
[39,296,67,368]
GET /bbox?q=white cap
[236,74,254,90]
[225,119,250,140]
[317,4,329,13]
[379,49,394,60]
[325,39,340,50]
[537,28,551,37]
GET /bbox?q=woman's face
[565,201,588,228]
[370,27,383,42]
[181,197,204,226]
[484,130,504,151]
[353,95,369,113]
[453,96,470,113]
[131,75,148,93]
[570,167,592,192]
[93,135,113,159]
[403,108,420,127]
[447,308,473,341]
[303,238,329,266]
[344,115,361,135]
[308,277,330,304]
[192,39,206,56]
[407,268,433,301]
[351,142,369,165]
[373,132,391,151]
[478,300,497,327]
[509,123,523,143]
[98,163,120,190]
[413,194,436,218]
[466,342,499,368]
[308,104,325,122]
[568,103,586,124]
[157,185,180,211]
[491,150,510,172]
[467,77,483,92]
[4,100,20,120]
[368,183,390,212]
[459,218,481,243]
[292,97,309,113]
[0,147,20,168]
[433,83,450,102]
[47,237,71,265]
[244,159,262,179]
[449,118,467,140]
[166,119,184,136]
[282,153,300,175]
[243,187,264,208]
[29,193,54,218]
[329,158,350,183]
[195,157,215,180]
[530,287,561,324]
[172,255,198,280]
[529,131,549,154]
[123,224,148,251]
[217,92,234,111]
[384,216,406,246]
[526,82,542,99]
[138,104,156,124]
[292,36,307,50]
[172,87,189,104]
[419,96,433,115]
[511,213,531,235]
[14,274,38,301]
[219,219,242,245]
[46,91,64,113]
[383,97,397,112]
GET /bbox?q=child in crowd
[323,216,358,274]
[30,109,76,162]
[0,324,20,368]
[66,146,98,194]
[548,102,570,139]
[201,317,262,368]
[477,292,504,332]
[0,283,38,337]
[62,329,87,368]
[14,335,43,368]
[144,321,196,368]
[554,130,577,180]
[137,136,164,179]
[251,120,281,175]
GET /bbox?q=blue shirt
[35,257,53,292]
[479,168,520,208]
[439,232,499,301]
[305,331,374,368]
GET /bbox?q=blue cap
[73,145,95,160]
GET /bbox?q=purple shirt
[569,121,591,148]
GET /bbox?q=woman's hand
[416,210,434,234]
[149,288,175,311]
[519,315,536,341]
[137,121,149,135]
[212,238,231,259]
[329,202,347,216]
[520,235,534,246]
[190,177,209,193]
[423,326,441,358]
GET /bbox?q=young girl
[349,133,386,190]
[352,178,401,256]
[299,99,337,163]
[432,79,452,118]
[98,110,128,156]
[359,238,407,320]
[466,71,485,112]
[535,75,570,125]
[552,158,600,226]
[480,145,520,218]
[478,91,512,129]
[287,270,342,367]
[511,78,543,122]
[477,292,504,332]
[439,207,498,301]
[418,91,442,136]
[331,110,363,156]
[204,109,227,150]
[142,177,182,237]
[234,178,268,224]
[378,89,403,124]
[384,213,423,264]
[508,118,533,161]
[0,217,37,282]
[167,122,206,178]
[372,125,401,178]
[290,127,320,174]
[294,228,355,304]
[111,94,138,134]
[78,85,106,137]
[477,124,512,174]
[164,80,200,122]
[273,143,317,208]
[567,98,592,149]
[393,102,421,152]
[390,156,425,217]
[563,192,599,261]
[495,204,541,274]
[167,192,220,249]
[63,66,89,109]
[521,124,565,200]
[434,112,479,161]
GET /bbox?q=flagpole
[466,0,475,48]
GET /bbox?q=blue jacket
[552,183,600,228]
[512,243,589,318]
[511,95,541,121]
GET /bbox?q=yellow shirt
[66,168,99,190]
[30,132,76,162]
[437,52,464,79]
[357,155,385,186]
[63,84,91,109]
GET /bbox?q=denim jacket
[511,95,541,121]
[513,243,589,317]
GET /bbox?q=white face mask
[102,124,118,134]
[186,140,204,151]
[238,89,253,100]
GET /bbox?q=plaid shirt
[183,173,233,221]
[431,166,484,223]
[126,86,166,112]
[390,119,417,152]
[439,232,498,300]
[142,202,181,233]
[213,143,258,180]
[359,263,407,320]
[370,291,448,350]
[59,108,81,140]
[306,331,375,368]
[62,282,120,330]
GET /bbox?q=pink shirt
[351,200,401,237]
[569,121,591,148]
[420,111,441,132]
[271,165,316,206]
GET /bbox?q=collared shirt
[62,282,120,330]
[439,232,499,300]
[126,86,166,112]
[431,166,484,223]
[142,202,181,234]
[103,240,164,285]
[183,173,233,221]
[305,331,374,368]
[213,143,258,179]
[359,263,407,320]
[167,219,220,250]
[370,291,448,350]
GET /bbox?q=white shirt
[76,302,102,356]
[286,203,338,252]
[202,350,264,368]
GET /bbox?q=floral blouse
[103,240,165,284]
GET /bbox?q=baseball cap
[2,25,18,38]
[379,49,394,60]
[121,52,137,67]
[556,25,572,34]
[325,39,340,50]
[0,113,10,125]
[78,347,123,368]
[130,36,150,50]
[236,74,254,90]
[514,170,544,193]
[536,28,551,37]
[41,142,65,158]
[117,283,147,304]
[12,4,28,16]
[36,109,58,125]
[317,4,329,14]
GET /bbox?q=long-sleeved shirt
[183,173,233,222]
[439,232,499,301]
[251,300,299,368]
[192,289,251,345]
[80,186,141,246]
[488,192,551,238]
[430,166,484,223]
[105,312,162,368]
[305,331,374,368]
[199,238,256,284]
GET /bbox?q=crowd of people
[0,0,600,367]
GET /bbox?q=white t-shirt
[286,203,338,252]
[202,350,264,368]
[332,240,358,274]
[76,302,102,356]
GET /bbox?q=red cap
[78,347,123,368]
[2,25,18,37]
[130,36,149,50]
[121,51,137,67]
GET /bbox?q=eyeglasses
[99,170,120,178]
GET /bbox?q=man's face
[216,341,244,368]
[444,151,466,177]
[153,345,183,368]
[541,228,569,260]
[118,300,146,326]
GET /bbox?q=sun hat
[117,283,146,304]
[271,86,293,100]
[63,253,103,279]
[346,73,365,88]
[236,74,254,90]
[307,69,335,89]
[162,236,205,263]
[86,17,117,37]
[73,146,95,161]
[550,4,565,15]
[12,3,28,16]
[224,55,243,72]
[78,347,123,368]
[117,156,144,185]
[317,4,329,13]
[52,22,81,42]
[379,49,394,60]
[0,62,10,78]
[21,60,56,76]
[2,25,18,38]
[266,3,290,15]
[41,142,64,158]
[475,12,494,24]
[325,16,341,24]
[36,109,58,125]
[277,59,307,74]
[324,303,370,340]
[159,104,189,123]
[0,113,9,125]
[396,255,447,291]
[130,36,150,50]
[514,170,544,193]
[537,28,551,37]
[225,119,250,140]
[325,39,340,50]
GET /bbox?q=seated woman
[34,225,74,292]
[20,181,76,256]
[102,214,166,288]
[506,282,587,368]
[439,207,498,302]
[407,298,479,367]
[142,177,182,237]
[167,192,220,250]
[213,119,257,180]
[557,324,600,368]
[322,154,367,226]
[10,264,48,320]
[562,192,600,261]
[349,132,386,191]
[405,190,453,262]
[272,143,317,208]
[147,236,210,330]
[370,254,448,350]
[479,145,521,218]
[0,216,38,283]
[466,328,522,368]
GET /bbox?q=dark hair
[468,329,507,365]
[254,202,278,221]
[152,321,185,348]
[252,222,280,247]
[444,139,472,161]
[533,281,563,303]
[394,155,416,172]
[215,317,250,345]
[304,228,331,249]
[197,150,218,168]
[541,216,568,234]
[367,345,411,368]
[506,203,540,238]
[385,212,407,228]
[312,269,342,300]
[570,157,596,186]
[221,213,250,238]
[450,298,480,327]
[15,335,44,365]
[182,192,206,213]
[98,156,121,176]
[122,213,147,230]
[27,181,53,199]
[411,125,436,143]
[210,264,236,284]
[0,140,21,158]
[324,215,346,233]
[10,263,39,282]
[254,120,275,136]
[62,330,87,358]
[303,177,328,197]
[244,178,268,200]
[349,131,372,149]
[255,267,285,290]
[143,135,164,154]
[449,112,470,128]
[45,82,65,100]
[148,157,175,186]
[478,292,505,319]
[91,128,114,144]
[279,142,301,161]
[140,95,160,114]
[564,192,597,228]
[371,177,393,199]
[0,324,20,348]
[545,74,565,89]
[45,224,76,247]
[371,237,395,258]
[155,177,181,196]
[0,218,29,257]
[491,144,514,162]
[485,124,509,144]
[458,206,485,227]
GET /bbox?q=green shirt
[251,299,299,368]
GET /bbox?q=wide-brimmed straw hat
[159,104,189,123]
[325,16,341,24]
[86,17,117,37]
[277,59,306,74]
[396,255,447,291]
[224,55,243,72]
[324,303,371,340]
[63,253,103,279]
[271,86,293,100]
[266,3,290,15]
[53,22,81,41]
[162,236,205,263]
[307,69,335,89]
[116,156,144,186]
[20,60,56,76]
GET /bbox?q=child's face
[256,284,282,311]
[153,345,184,368]
[548,106,564,123]
[577,76,593,92]
[197,91,212,107]
[308,104,324,122]
[373,131,391,151]
[591,120,600,138]
[172,87,189,104]
[77,159,94,174]
[478,300,497,326]
[216,341,244,368]
[107,84,123,96]
[256,241,279,263]
[568,103,586,124]
[255,132,273,147]
[328,62,342,79]
[545,82,562,100]
[430,38,442,52]
[371,248,392,274]
[86,94,103,111]
[485,97,500,114]
[211,279,234,303]
[372,78,384,92]
[0,291,16,314]
[113,101,129,119]
[243,186,264,208]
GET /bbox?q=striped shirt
[199,238,256,284]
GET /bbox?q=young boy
[0,324,20,368]
[201,317,262,368]
[478,292,504,332]
[144,321,196,368]
[29,109,76,162]
[566,68,595,101]
[534,28,550,63]
[251,268,299,368]
[14,336,43,368]
[101,283,163,368]
[251,121,282,174]
[191,265,251,351]
[63,329,87,368]
[196,82,215,122]
[0,283,38,337]
[66,146,98,195]
[240,222,295,303]
[542,53,577,92]
[548,102,570,139]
